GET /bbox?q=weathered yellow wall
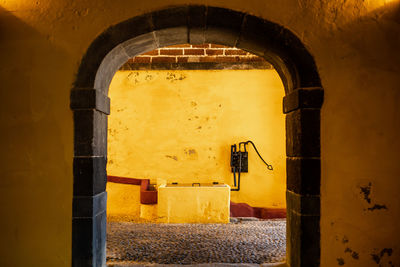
[106,183,141,221]
[0,0,399,266]
[107,69,286,209]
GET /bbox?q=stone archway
[70,6,323,267]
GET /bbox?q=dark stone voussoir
[237,15,282,56]
[205,7,244,47]
[74,14,153,88]
[151,6,189,30]
[188,5,206,44]
[283,88,324,114]
[70,88,110,115]
[286,108,320,157]
[74,109,107,157]
[73,156,107,196]
[237,14,321,89]
[287,157,320,195]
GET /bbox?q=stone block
[73,191,107,218]
[70,88,110,115]
[121,32,157,58]
[73,156,107,196]
[94,43,130,93]
[154,27,189,48]
[286,190,320,216]
[152,6,189,30]
[287,157,320,195]
[236,15,279,56]
[75,14,152,88]
[73,109,107,157]
[283,88,324,114]
[72,211,107,267]
[286,109,320,157]
[236,14,321,90]
[188,5,206,44]
[205,7,244,47]
[287,210,320,267]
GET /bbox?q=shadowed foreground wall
[107,69,286,211]
[0,1,399,266]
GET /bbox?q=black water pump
[230,141,273,191]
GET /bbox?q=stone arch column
[70,6,324,267]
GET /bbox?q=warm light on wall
[380,0,399,3]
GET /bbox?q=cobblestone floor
[107,219,286,265]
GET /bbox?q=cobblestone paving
[107,219,286,265]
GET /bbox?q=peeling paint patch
[127,71,140,84]
[165,155,178,161]
[371,248,393,264]
[166,72,186,82]
[343,246,360,260]
[187,149,196,155]
[359,182,388,212]
[351,252,359,260]
[184,148,198,160]
[367,204,388,211]
[360,182,372,204]
[337,258,345,265]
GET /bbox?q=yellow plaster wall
[106,182,141,221]
[0,0,399,266]
[107,69,286,210]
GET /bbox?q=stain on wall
[371,248,393,265]
[358,182,389,212]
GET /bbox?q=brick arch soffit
[73,5,322,96]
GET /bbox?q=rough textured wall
[0,0,399,266]
[107,69,285,209]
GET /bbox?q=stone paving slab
[107,219,286,265]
